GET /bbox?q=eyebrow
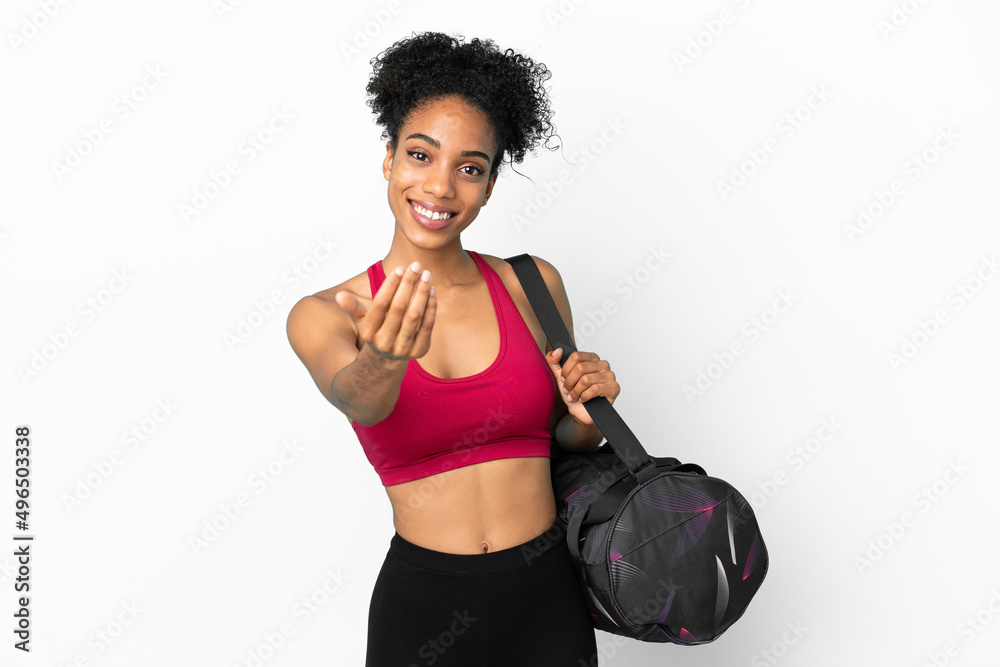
[404,133,492,165]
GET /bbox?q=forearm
[331,343,408,426]
[554,411,604,453]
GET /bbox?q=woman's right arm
[286,262,436,426]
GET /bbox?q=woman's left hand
[546,348,620,426]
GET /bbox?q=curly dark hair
[365,31,559,175]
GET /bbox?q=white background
[3,0,999,665]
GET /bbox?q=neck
[381,232,479,289]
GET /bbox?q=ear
[382,141,394,181]
[482,170,499,206]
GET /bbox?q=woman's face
[382,95,499,248]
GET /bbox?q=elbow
[337,398,389,428]
[553,436,603,455]
[350,412,384,428]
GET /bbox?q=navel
[481,542,490,553]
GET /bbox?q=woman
[287,31,619,665]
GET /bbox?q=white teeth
[413,202,453,221]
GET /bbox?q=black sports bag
[506,253,769,645]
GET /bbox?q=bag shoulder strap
[504,253,658,483]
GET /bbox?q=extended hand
[334,261,436,364]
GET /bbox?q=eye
[460,165,485,176]
[406,150,429,161]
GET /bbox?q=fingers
[382,262,423,337]
[355,260,436,360]
[411,284,437,355]
[363,262,408,338]
[557,351,603,384]
[562,372,618,403]
[367,261,421,352]
[333,290,361,317]
[545,347,564,373]
[570,376,618,403]
[395,268,434,352]
[556,351,618,403]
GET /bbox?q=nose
[423,163,455,200]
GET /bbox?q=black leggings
[366,517,599,666]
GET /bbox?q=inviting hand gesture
[334,261,437,365]
[545,348,620,425]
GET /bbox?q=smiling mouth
[409,200,456,221]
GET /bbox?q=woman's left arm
[530,256,621,453]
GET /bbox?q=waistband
[389,517,567,576]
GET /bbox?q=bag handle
[505,253,659,484]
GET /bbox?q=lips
[408,199,456,230]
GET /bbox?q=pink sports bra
[350,251,557,486]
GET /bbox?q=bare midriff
[385,456,557,554]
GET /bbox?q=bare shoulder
[311,268,375,305]
[286,268,377,407]
[479,253,574,348]
[286,269,371,350]
[480,252,568,301]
